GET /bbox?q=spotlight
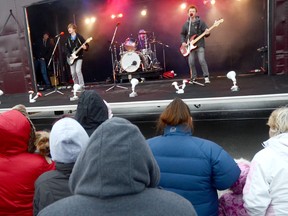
[226,71,239,91]
[118,13,123,18]
[141,9,147,16]
[172,80,188,94]
[111,14,116,19]
[70,84,81,101]
[0,89,3,104]
[211,0,216,5]
[129,78,139,97]
[180,3,187,10]
[28,90,42,103]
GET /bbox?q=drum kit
[112,31,163,74]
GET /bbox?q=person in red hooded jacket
[0,105,55,216]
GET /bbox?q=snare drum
[124,38,137,52]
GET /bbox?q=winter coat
[33,163,74,216]
[243,133,288,215]
[218,159,250,216]
[0,110,55,216]
[147,125,240,216]
[33,117,89,215]
[38,117,197,216]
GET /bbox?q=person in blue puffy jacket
[147,98,240,216]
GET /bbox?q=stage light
[141,9,147,16]
[129,78,139,97]
[118,13,123,18]
[211,0,216,5]
[85,18,90,24]
[91,17,96,23]
[180,2,187,10]
[85,17,96,25]
[111,14,116,19]
[227,71,239,91]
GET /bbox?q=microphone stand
[106,24,127,92]
[45,36,64,96]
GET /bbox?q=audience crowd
[0,95,287,216]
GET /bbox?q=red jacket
[0,110,55,216]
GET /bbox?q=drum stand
[45,36,64,96]
[106,24,127,92]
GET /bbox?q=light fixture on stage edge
[227,71,239,92]
[129,78,139,97]
[0,89,3,104]
[172,79,188,94]
[29,90,42,103]
[70,84,81,101]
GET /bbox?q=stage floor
[0,72,288,120]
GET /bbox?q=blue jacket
[147,125,240,216]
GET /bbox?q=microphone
[55,32,64,38]
[116,23,120,26]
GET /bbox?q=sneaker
[189,78,196,84]
[204,77,210,84]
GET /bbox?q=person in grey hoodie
[74,90,109,136]
[38,117,197,216]
[33,117,89,216]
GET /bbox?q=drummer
[138,29,148,50]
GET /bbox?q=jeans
[34,58,51,86]
[70,59,84,87]
[188,47,209,79]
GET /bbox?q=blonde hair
[267,107,288,137]
[67,23,77,30]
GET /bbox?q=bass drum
[120,51,141,73]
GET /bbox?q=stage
[0,72,287,121]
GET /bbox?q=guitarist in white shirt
[65,23,89,91]
[180,5,210,84]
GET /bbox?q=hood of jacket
[75,90,108,136]
[0,110,31,155]
[69,117,160,198]
[50,117,89,163]
[262,133,288,162]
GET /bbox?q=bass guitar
[180,19,224,57]
[67,37,93,65]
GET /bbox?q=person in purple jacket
[147,98,240,216]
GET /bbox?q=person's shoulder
[35,170,60,187]
[147,188,197,215]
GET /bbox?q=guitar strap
[187,17,192,43]
[68,37,82,50]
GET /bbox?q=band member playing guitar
[180,5,211,84]
[65,23,89,91]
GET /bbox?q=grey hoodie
[38,117,197,216]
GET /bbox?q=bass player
[65,23,89,90]
[180,5,210,84]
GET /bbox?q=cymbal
[138,31,151,35]
[149,39,161,44]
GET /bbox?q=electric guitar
[180,19,224,57]
[67,37,93,65]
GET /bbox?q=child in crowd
[218,158,250,216]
